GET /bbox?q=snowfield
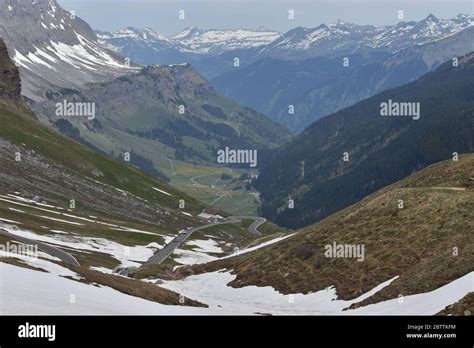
[160,270,474,315]
[0,262,211,315]
[1,259,471,315]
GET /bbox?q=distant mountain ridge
[212,22,474,132]
[261,14,473,59]
[96,26,281,67]
[171,26,281,54]
[97,14,473,78]
[98,26,281,55]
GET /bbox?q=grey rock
[0,0,138,102]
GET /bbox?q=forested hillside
[256,52,474,228]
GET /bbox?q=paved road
[0,228,80,266]
[141,217,241,266]
[236,216,266,236]
[141,216,266,267]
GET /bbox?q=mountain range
[258,14,473,59]
[96,26,281,80]
[99,26,280,55]
[99,14,473,78]
[211,15,474,132]
[98,14,474,132]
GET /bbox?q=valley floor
[163,160,261,217]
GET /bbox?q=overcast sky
[58,0,473,35]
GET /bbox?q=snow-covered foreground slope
[1,257,471,315]
[0,262,211,315]
[173,239,224,265]
[160,271,474,315]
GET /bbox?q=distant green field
[150,156,261,216]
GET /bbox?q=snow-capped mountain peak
[424,13,439,22]
[264,21,373,55]
[100,26,281,56]
[256,14,473,59]
[193,28,279,53]
[98,26,173,44]
[0,0,137,101]
[171,27,282,54]
[369,13,474,51]
[172,26,204,40]
[94,13,474,75]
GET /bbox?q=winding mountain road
[239,216,266,236]
[140,216,266,267]
[0,228,80,266]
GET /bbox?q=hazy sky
[58,0,473,35]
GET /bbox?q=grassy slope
[0,100,205,215]
[180,155,473,303]
[0,99,204,268]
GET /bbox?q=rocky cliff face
[0,39,21,99]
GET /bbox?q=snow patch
[152,187,172,196]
